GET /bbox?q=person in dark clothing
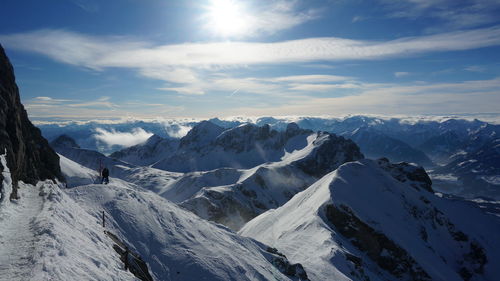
[101,167,110,184]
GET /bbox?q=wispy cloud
[3,27,500,96]
[464,65,486,72]
[93,127,153,147]
[394,71,410,77]
[70,0,100,13]
[3,27,500,69]
[381,0,500,31]
[67,96,117,109]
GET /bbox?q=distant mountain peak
[51,134,80,149]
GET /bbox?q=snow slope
[240,159,500,281]
[58,155,307,280]
[52,140,182,194]
[0,180,134,281]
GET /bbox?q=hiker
[101,167,110,184]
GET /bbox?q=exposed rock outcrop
[0,45,63,199]
[376,157,433,193]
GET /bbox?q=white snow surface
[0,181,133,281]
[66,183,294,281]
[1,153,300,281]
[240,159,500,281]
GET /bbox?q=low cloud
[162,122,192,138]
[93,127,153,147]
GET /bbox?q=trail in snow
[0,185,43,280]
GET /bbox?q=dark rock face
[295,132,364,177]
[0,45,63,199]
[325,204,432,281]
[376,157,433,193]
[265,247,309,280]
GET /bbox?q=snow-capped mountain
[109,134,179,166]
[344,127,434,167]
[432,138,500,199]
[4,41,500,281]
[165,130,363,230]
[418,131,466,164]
[240,158,500,281]
[152,122,317,172]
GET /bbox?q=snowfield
[1,155,306,281]
[0,181,134,280]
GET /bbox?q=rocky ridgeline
[0,45,63,199]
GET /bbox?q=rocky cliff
[0,44,63,199]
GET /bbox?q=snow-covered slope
[240,159,500,281]
[0,180,135,280]
[52,135,182,193]
[66,183,308,281]
[1,152,311,280]
[109,134,179,166]
[160,131,363,230]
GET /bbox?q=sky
[1,0,500,121]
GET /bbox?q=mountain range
[1,44,499,281]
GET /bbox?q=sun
[205,0,250,37]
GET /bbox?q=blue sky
[1,0,500,121]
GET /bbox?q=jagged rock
[153,121,315,172]
[265,247,309,280]
[294,132,363,177]
[376,157,433,192]
[0,45,63,199]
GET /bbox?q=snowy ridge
[240,159,500,281]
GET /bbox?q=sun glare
[205,0,249,37]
